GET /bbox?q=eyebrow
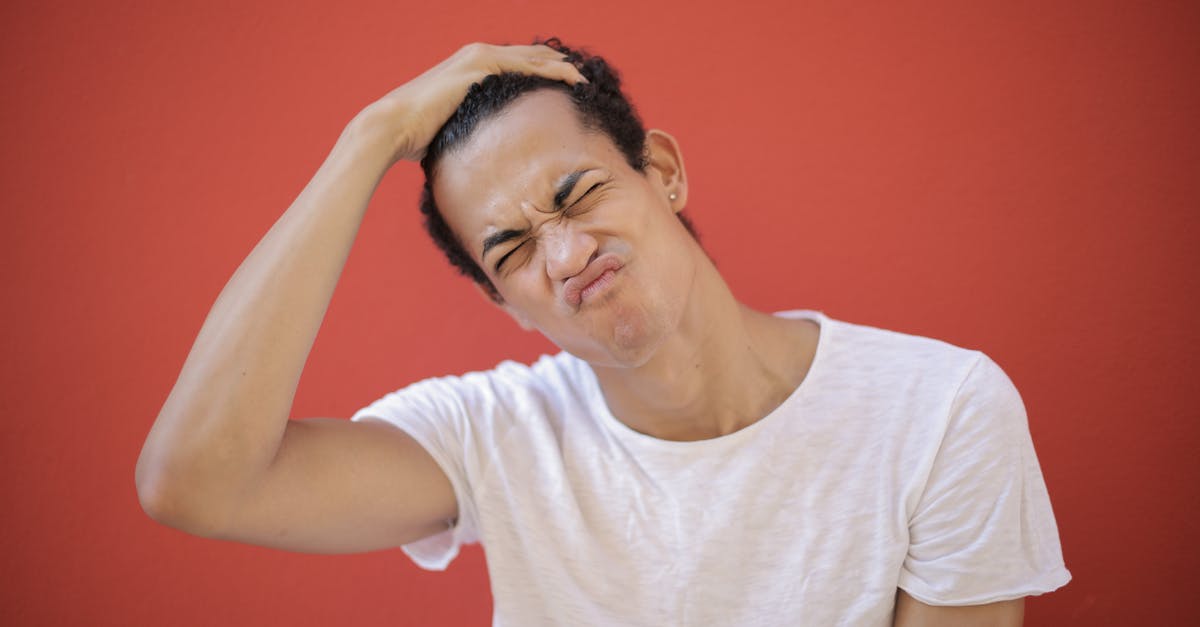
[480,169,594,261]
[552,169,590,209]
[481,228,526,262]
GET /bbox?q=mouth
[563,253,624,308]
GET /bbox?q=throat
[593,308,819,442]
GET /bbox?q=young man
[136,40,1069,625]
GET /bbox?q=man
[136,39,1069,625]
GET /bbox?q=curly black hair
[418,37,698,301]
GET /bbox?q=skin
[135,42,1027,625]
[894,590,1024,626]
[434,89,819,441]
[433,89,1023,625]
[134,43,586,553]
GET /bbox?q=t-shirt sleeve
[350,372,494,571]
[898,353,1071,605]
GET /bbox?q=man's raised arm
[134,44,587,554]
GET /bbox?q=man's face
[433,89,696,368]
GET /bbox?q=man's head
[419,38,698,301]
[420,38,704,366]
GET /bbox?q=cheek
[632,202,690,263]
[495,267,554,314]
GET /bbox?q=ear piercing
[669,193,678,201]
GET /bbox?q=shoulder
[802,312,989,402]
[829,314,981,368]
[488,351,596,412]
[793,313,1033,469]
[352,351,594,429]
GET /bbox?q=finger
[499,45,589,85]
[507,43,568,58]
[531,57,589,85]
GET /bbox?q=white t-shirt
[352,310,1070,626]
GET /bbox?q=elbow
[135,466,176,526]
[135,458,227,538]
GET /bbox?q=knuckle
[457,42,487,60]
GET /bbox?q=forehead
[432,90,628,251]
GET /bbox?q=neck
[590,257,816,442]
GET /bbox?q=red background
[2,1,1197,625]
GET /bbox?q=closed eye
[495,240,528,272]
[574,181,603,204]
[494,178,611,273]
[566,180,609,213]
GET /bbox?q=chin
[609,317,664,362]
[561,298,679,369]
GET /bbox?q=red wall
[2,1,1196,625]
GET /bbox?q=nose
[542,218,598,283]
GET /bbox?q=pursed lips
[562,253,624,308]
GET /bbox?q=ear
[472,281,536,331]
[644,129,688,213]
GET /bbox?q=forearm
[135,44,588,537]
[136,117,393,531]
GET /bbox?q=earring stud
[669,193,678,201]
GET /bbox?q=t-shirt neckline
[583,309,832,452]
